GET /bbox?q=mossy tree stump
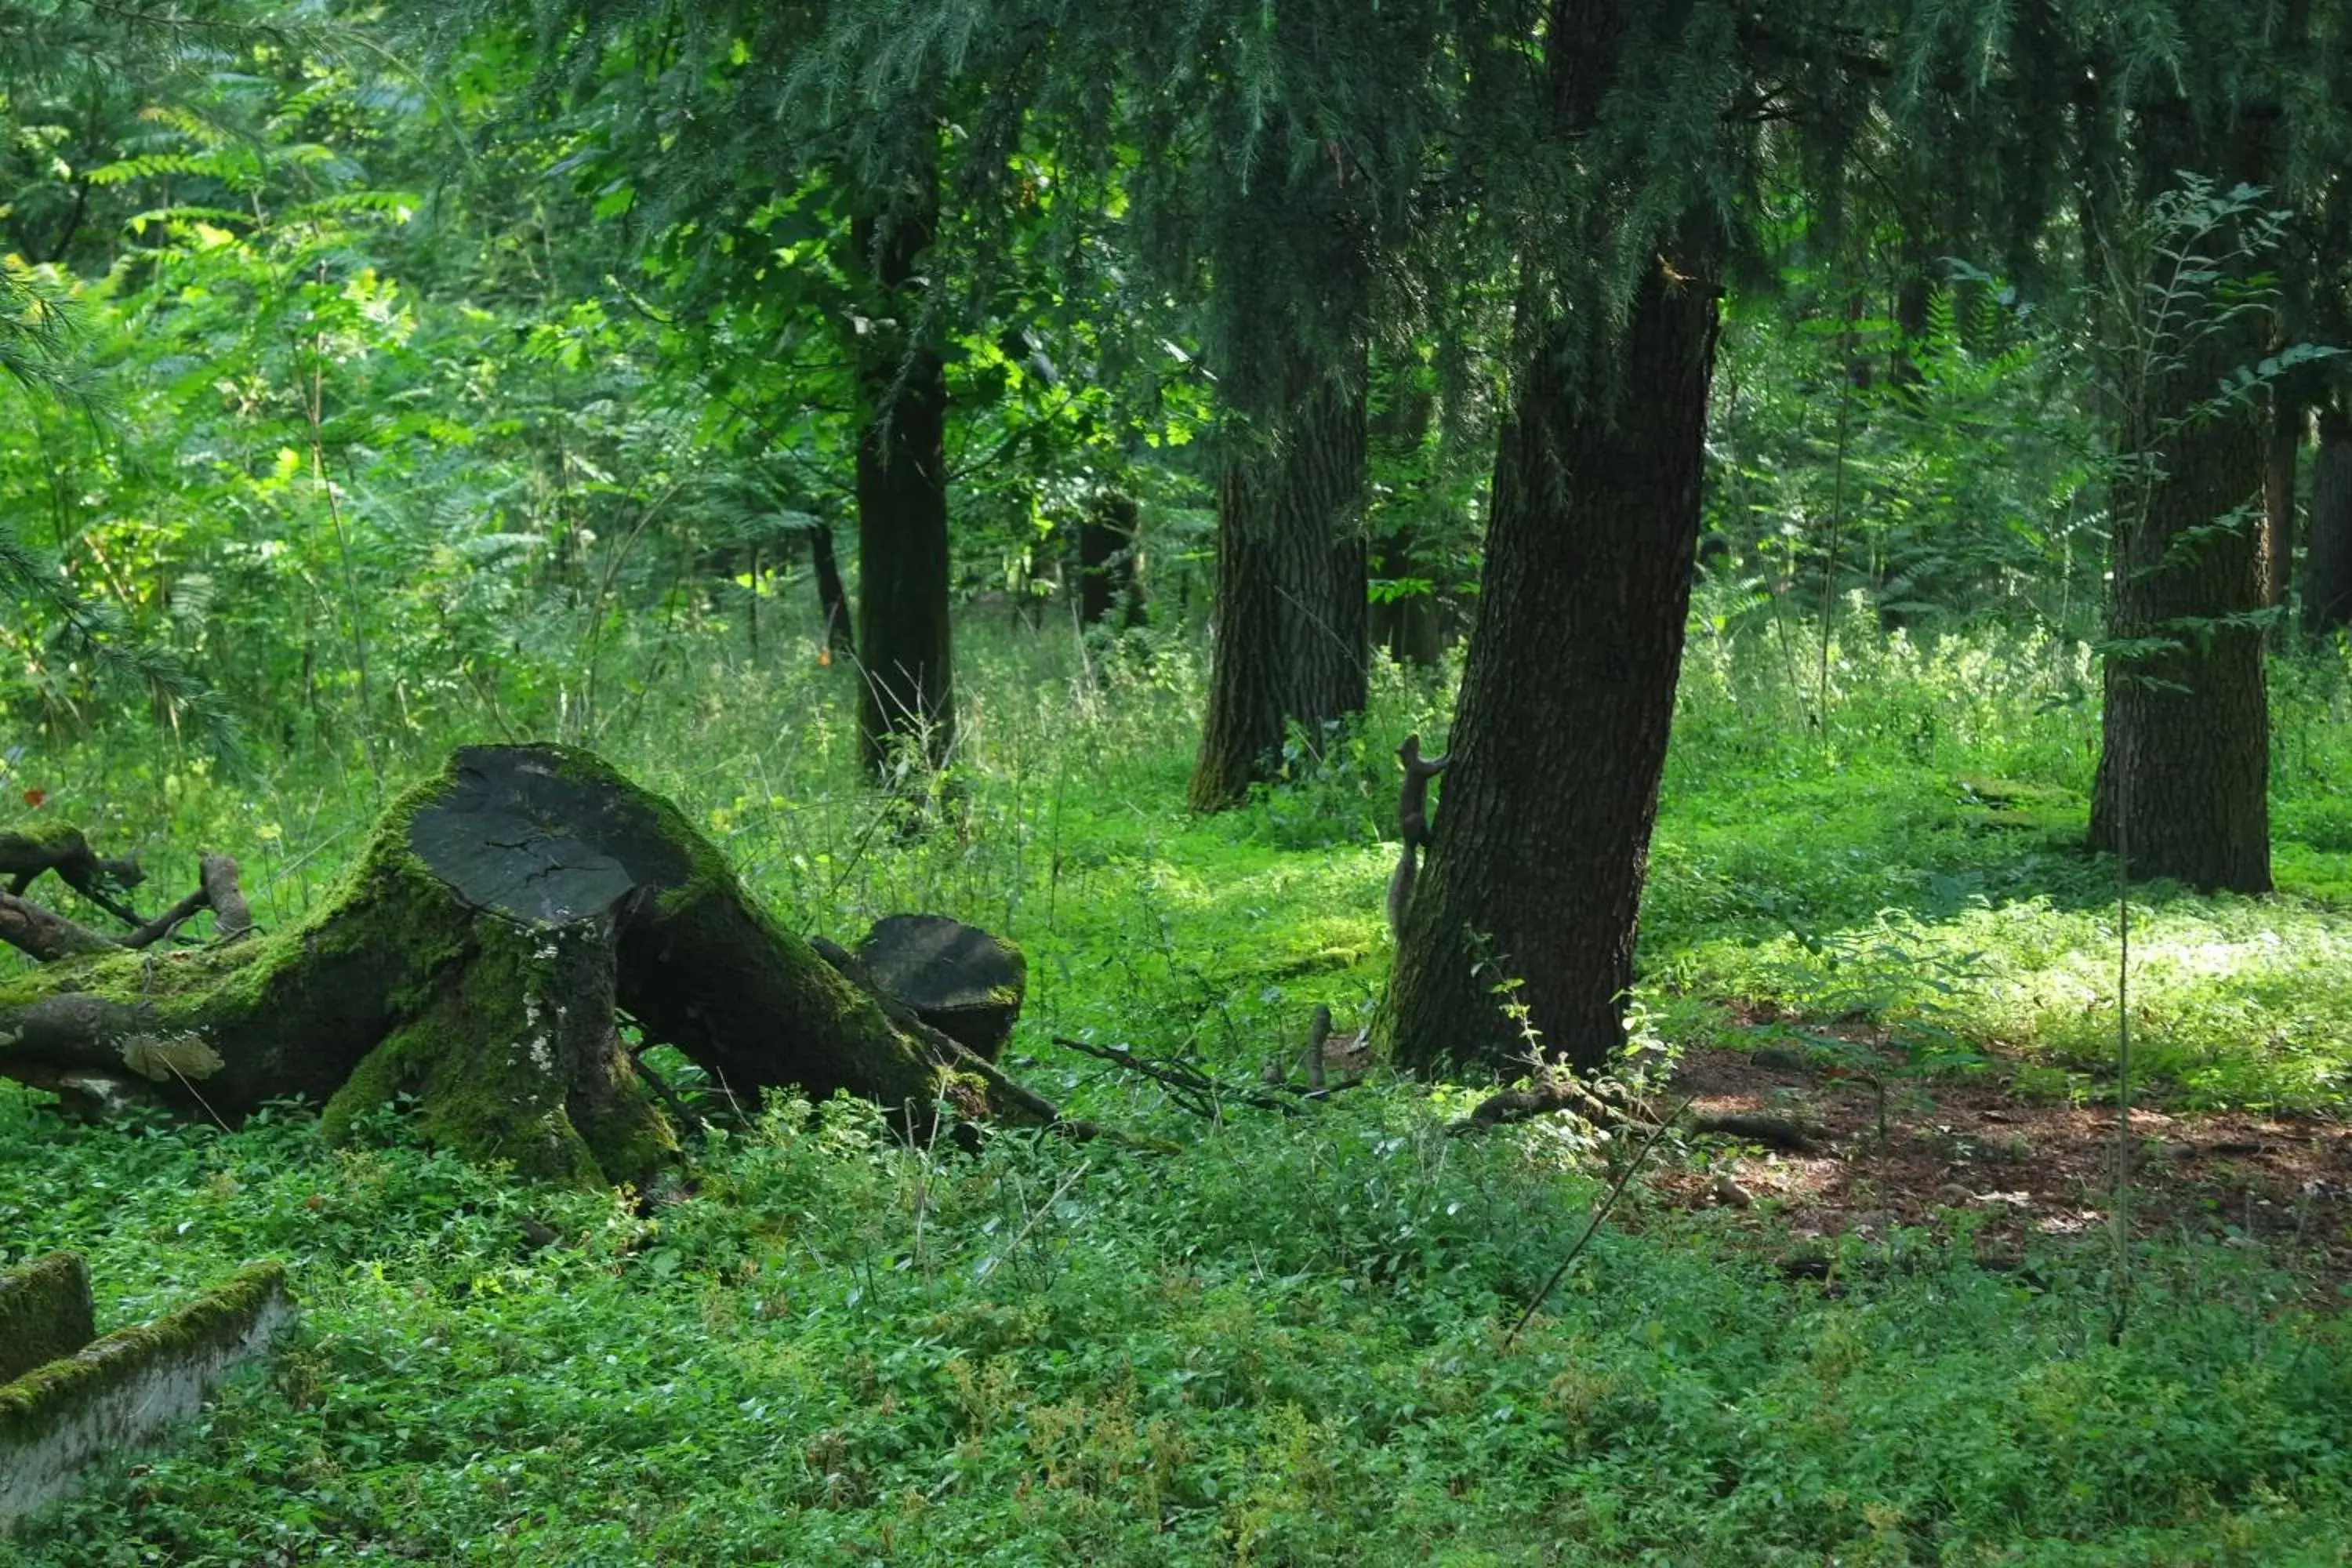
[0,746,953,1185]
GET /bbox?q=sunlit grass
[11,608,2352,1560]
[9,604,2352,1109]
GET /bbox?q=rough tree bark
[2305,405,2352,636]
[1185,119,1374,812]
[0,746,965,1185]
[2088,121,2273,894]
[1381,249,1722,1074]
[1188,363,1370,810]
[2086,379,2271,889]
[1379,0,1722,1074]
[851,176,954,772]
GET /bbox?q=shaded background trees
[9,0,2352,1081]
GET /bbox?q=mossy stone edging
[0,1259,291,1526]
[0,1252,95,1386]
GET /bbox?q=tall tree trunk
[2087,130,2272,894]
[1381,0,1722,1073]
[1078,490,1143,627]
[1382,249,1721,1073]
[851,185,953,772]
[1188,365,1370,809]
[2264,388,2303,608]
[2306,405,2352,635]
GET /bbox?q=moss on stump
[2,745,956,1188]
[0,1261,289,1526]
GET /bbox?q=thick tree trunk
[852,184,954,772]
[1185,111,1374,813]
[1188,366,1370,810]
[809,521,854,657]
[2087,137,2272,893]
[1380,0,1721,1074]
[1077,490,1144,627]
[2304,406,2352,636]
[1382,250,1721,1074]
[0,746,953,1185]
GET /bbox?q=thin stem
[1817,340,1853,746]
[1506,1095,1695,1347]
[306,267,383,805]
[2112,724,2133,1340]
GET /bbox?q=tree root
[812,936,1131,1145]
[0,835,252,962]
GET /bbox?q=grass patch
[5,609,2352,1559]
[5,1087,2350,1564]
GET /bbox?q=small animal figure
[1386,734,1450,938]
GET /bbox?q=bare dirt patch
[1653,1045,2352,1290]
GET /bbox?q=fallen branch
[3,855,258,959]
[1688,1111,1821,1154]
[0,888,117,960]
[1051,1033,1301,1118]
[1456,1075,1612,1133]
[626,1039,713,1137]
[120,886,212,951]
[0,826,143,927]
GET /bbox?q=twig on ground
[1457,1075,1820,1153]
[1051,1033,1302,1118]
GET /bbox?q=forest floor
[9,619,2352,1563]
[1662,1040,2352,1293]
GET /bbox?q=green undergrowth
[8,610,2352,1557]
[24,606,2348,1106]
[5,1084,2350,1565]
